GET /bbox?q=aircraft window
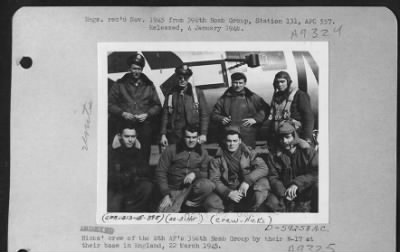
[185,60,229,89]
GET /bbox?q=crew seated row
[107,122,318,213]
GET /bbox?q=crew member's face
[232,78,246,92]
[120,129,137,148]
[128,63,143,79]
[183,130,199,149]
[225,134,241,153]
[280,133,295,151]
[276,78,288,92]
[177,74,190,88]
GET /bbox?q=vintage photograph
[98,42,328,223]
[4,3,397,251]
[6,5,397,251]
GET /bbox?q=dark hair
[231,72,247,82]
[118,121,137,134]
[182,124,200,135]
[224,130,241,140]
[273,71,292,89]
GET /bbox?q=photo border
[97,41,329,224]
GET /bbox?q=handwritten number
[311,28,318,38]
[326,243,336,252]
[81,101,92,151]
[334,25,343,36]
[289,244,335,252]
[290,30,297,40]
[300,29,306,38]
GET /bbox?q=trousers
[203,177,270,212]
[108,177,154,212]
[158,178,215,213]
[264,183,318,212]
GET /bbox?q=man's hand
[228,190,243,203]
[135,113,148,122]
[122,112,135,120]
[160,134,168,147]
[242,118,256,127]
[238,182,250,197]
[158,195,173,212]
[305,138,313,146]
[285,184,298,201]
[198,134,207,144]
[221,116,232,125]
[184,172,196,184]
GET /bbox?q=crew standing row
[109,54,315,157]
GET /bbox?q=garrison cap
[126,53,145,68]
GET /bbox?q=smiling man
[264,121,318,212]
[204,126,270,212]
[160,64,209,147]
[108,123,154,212]
[156,125,214,212]
[211,72,269,148]
[108,53,162,163]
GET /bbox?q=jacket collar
[275,134,310,157]
[223,87,254,97]
[214,143,250,157]
[119,72,154,86]
[176,140,203,155]
[272,85,296,103]
[111,135,142,150]
[171,83,194,95]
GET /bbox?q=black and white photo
[97,42,329,224]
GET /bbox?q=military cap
[126,53,145,68]
[175,64,193,76]
[277,121,296,135]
